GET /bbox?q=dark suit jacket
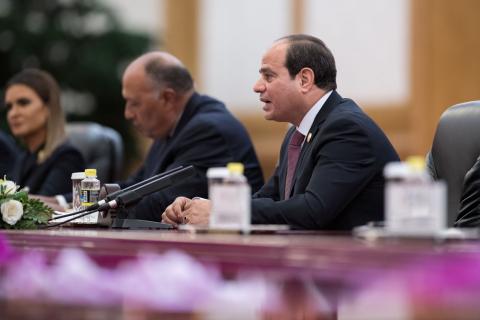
[12,142,85,196]
[252,91,399,230]
[0,130,17,177]
[455,156,480,227]
[122,92,264,221]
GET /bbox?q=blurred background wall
[0,0,155,176]
[1,0,479,180]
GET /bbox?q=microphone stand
[44,165,195,229]
[48,165,184,222]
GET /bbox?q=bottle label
[81,189,100,207]
[209,183,251,232]
[72,180,84,211]
[385,181,446,235]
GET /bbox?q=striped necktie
[284,130,305,199]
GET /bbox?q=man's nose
[124,106,133,120]
[253,78,265,93]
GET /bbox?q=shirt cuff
[55,195,70,210]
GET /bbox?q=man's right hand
[162,196,212,226]
[162,196,192,225]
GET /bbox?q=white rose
[1,200,24,225]
[1,180,17,194]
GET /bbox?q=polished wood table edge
[3,228,480,280]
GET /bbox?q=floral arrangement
[0,178,52,229]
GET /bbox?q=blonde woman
[5,69,85,195]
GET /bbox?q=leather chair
[426,100,480,226]
[66,122,123,183]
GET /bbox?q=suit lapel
[288,91,343,195]
[147,93,200,176]
[145,140,168,177]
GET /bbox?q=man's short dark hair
[145,58,194,93]
[278,34,337,91]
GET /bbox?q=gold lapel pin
[307,132,312,143]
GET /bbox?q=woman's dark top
[11,142,85,196]
[0,130,17,178]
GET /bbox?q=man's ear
[160,88,177,106]
[298,67,315,93]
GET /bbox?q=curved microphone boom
[49,166,184,222]
[96,165,195,211]
[46,165,195,228]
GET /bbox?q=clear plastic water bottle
[384,156,446,236]
[208,162,251,233]
[71,171,86,211]
[80,169,100,207]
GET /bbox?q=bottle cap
[227,162,244,175]
[71,172,86,180]
[207,167,230,179]
[84,169,97,177]
[406,156,426,172]
[384,161,409,179]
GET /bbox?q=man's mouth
[260,97,271,104]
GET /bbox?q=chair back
[66,122,123,183]
[426,101,480,226]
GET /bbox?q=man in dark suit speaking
[42,52,264,219]
[119,52,264,221]
[162,34,399,230]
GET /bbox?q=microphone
[98,165,195,211]
[46,165,196,228]
[91,166,186,211]
[49,166,184,221]
[454,214,480,228]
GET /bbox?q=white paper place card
[51,210,100,225]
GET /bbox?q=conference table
[1,227,480,319]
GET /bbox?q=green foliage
[0,0,153,175]
[0,180,53,229]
